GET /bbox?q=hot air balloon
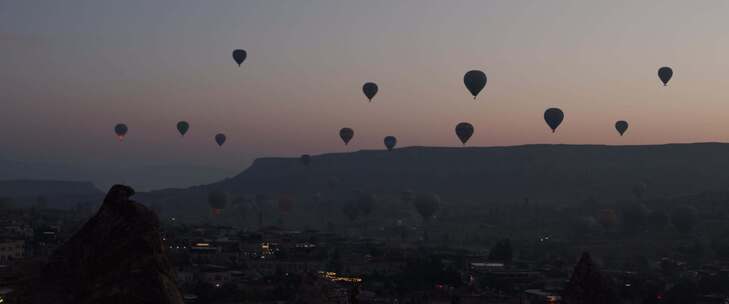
[384,136,397,151]
[414,193,440,221]
[632,182,647,200]
[114,123,128,141]
[455,122,474,145]
[362,82,378,101]
[615,120,628,136]
[215,133,226,146]
[177,121,189,136]
[232,49,247,66]
[463,70,487,99]
[208,191,228,216]
[544,108,564,133]
[300,154,311,166]
[658,67,673,86]
[339,128,354,145]
[278,194,294,214]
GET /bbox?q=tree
[562,252,619,304]
[488,239,513,262]
[670,205,698,234]
[664,277,698,304]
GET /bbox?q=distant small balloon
[384,136,397,151]
[232,49,247,66]
[339,128,354,145]
[615,120,629,136]
[455,122,474,145]
[544,108,564,133]
[177,121,189,136]
[362,82,378,101]
[114,123,128,141]
[463,70,487,99]
[215,133,226,146]
[658,67,673,86]
[300,154,311,166]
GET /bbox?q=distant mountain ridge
[0,179,104,209]
[140,143,729,212]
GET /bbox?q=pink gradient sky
[2,1,729,189]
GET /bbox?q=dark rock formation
[562,252,619,304]
[22,185,183,304]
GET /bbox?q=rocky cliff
[19,185,183,304]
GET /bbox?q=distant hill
[0,180,103,209]
[140,143,729,214]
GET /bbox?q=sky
[2,0,729,190]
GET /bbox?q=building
[0,240,24,264]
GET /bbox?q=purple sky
[2,1,729,190]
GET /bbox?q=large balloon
[339,128,354,145]
[455,122,474,145]
[114,123,128,141]
[384,136,397,151]
[463,70,487,99]
[176,121,189,136]
[300,154,311,166]
[615,120,628,136]
[658,67,673,86]
[544,108,564,133]
[215,133,226,146]
[232,49,247,66]
[362,82,378,101]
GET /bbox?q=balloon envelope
[177,121,189,136]
[215,133,226,146]
[232,49,247,66]
[300,154,311,166]
[658,67,673,86]
[615,120,628,136]
[455,122,474,145]
[114,123,128,140]
[544,108,564,133]
[362,82,378,101]
[384,136,397,151]
[463,70,487,99]
[339,128,354,145]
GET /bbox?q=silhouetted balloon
[463,70,487,99]
[615,120,628,136]
[208,190,228,216]
[177,121,189,136]
[455,122,474,145]
[362,82,378,101]
[232,49,247,66]
[114,123,128,141]
[278,194,294,213]
[658,67,673,86]
[632,182,647,200]
[339,128,354,145]
[544,108,564,133]
[384,136,397,151]
[414,193,440,221]
[215,133,226,146]
[300,154,311,166]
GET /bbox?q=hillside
[141,143,729,214]
[0,180,103,209]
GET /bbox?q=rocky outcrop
[27,185,183,304]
